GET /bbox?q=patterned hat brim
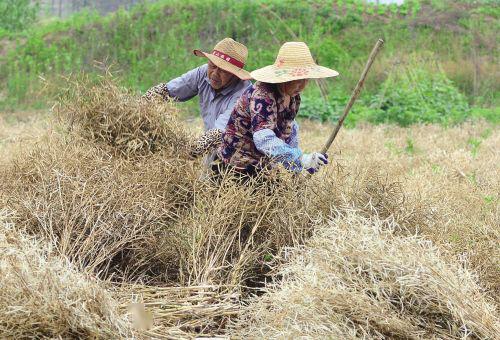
[250,65,339,84]
[194,50,252,80]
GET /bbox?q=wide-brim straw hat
[193,38,252,80]
[251,42,339,83]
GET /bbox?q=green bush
[298,91,376,128]
[368,58,471,126]
[299,96,342,123]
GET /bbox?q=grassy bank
[0,0,498,125]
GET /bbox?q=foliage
[368,57,471,126]
[0,0,498,125]
[298,93,345,123]
[0,0,39,32]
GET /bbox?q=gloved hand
[142,83,171,101]
[189,128,223,157]
[300,152,328,174]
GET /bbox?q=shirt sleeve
[253,129,303,171]
[250,94,302,171]
[288,121,299,148]
[165,65,206,102]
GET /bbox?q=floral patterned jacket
[217,81,302,172]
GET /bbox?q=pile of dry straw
[0,75,498,338]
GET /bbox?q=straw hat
[250,42,339,83]
[194,38,251,80]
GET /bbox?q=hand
[189,128,223,157]
[142,83,171,101]
[300,152,328,174]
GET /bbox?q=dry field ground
[0,83,498,338]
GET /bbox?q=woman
[212,41,339,177]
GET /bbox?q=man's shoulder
[169,63,208,87]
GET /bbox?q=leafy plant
[0,0,39,32]
[405,136,416,155]
[299,96,340,123]
[483,195,495,204]
[431,164,442,174]
[467,137,481,157]
[369,55,471,126]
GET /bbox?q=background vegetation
[0,0,498,126]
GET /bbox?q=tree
[0,0,39,32]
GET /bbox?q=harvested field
[0,78,498,338]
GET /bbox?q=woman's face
[280,79,309,97]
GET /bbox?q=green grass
[467,137,481,157]
[0,0,498,126]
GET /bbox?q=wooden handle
[321,39,384,154]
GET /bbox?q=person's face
[280,79,309,97]
[207,60,236,90]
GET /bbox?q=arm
[253,129,303,171]
[143,65,206,102]
[254,123,327,174]
[288,121,299,148]
[250,96,303,171]
[142,83,171,101]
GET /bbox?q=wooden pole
[321,38,384,154]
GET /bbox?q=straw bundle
[2,135,199,281]
[117,284,240,339]
[55,73,193,157]
[234,212,499,339]
[301,120,499,298]
[169,173,321,287]
[0,210,132,338]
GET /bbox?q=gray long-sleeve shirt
[166,64,251,131]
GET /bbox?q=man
[143,38,252,156]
